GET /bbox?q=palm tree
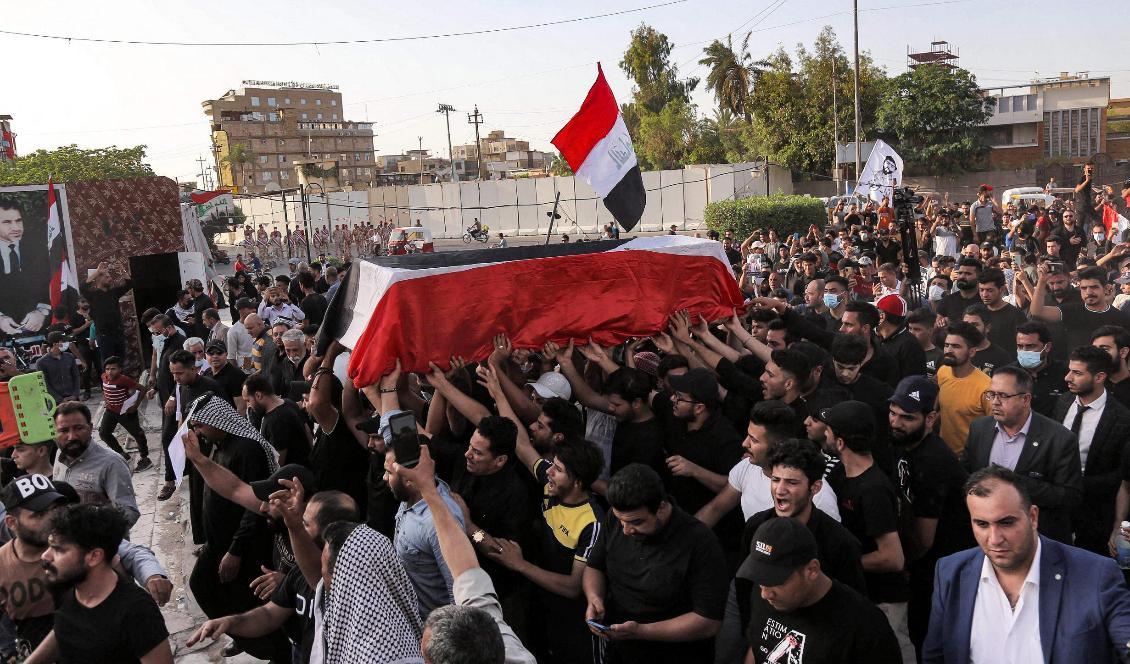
[700,33,758,123]
[220,142,253,192]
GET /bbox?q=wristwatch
[471,529,486,544]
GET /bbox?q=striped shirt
[532,458,603,570]
[101,374,139,415]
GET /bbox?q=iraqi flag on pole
[552,64,646,232]
[45,179,76,310]
[319,236,744,387]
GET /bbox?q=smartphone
[388,411,421,468]
[586,619,611,633]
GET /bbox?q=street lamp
[304,182,330,263]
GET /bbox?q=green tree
[221,143,253,192]
[748,27,887,178]
[619,24,698,114]
[549,154,574,176]
[636,98,700,170]
[0,144,154,185]
[876,65,994,173]
[699,33,762,122]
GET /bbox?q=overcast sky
[5,0,1127,184]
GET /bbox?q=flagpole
[852,0,862,183]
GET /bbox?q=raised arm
[1028,265,1063,322]
[477,364,540,473]
[394,446,478,578]
[427,360,491,426]
[547,340,613,414]
[183,430,261,513]
[307,341,344,431]
[488,334,540,425]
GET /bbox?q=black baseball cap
[251,464,316,502]
[814,400,875,439]
[667,368,719,407]
[205,339,227,354]
[888,376,939,414]
[2,474,67,512]
[736,517,819,586]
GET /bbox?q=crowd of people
[2,166,1130,663]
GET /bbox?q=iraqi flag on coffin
[319,236,744,387]
[552,64,646,232]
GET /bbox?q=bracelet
[379,387,397,394]
[313,367,334,377]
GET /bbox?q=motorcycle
[463,227,490,244]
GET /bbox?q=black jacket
[155,332,187,402]
[879,324,927,380]
[962,411,1083,543]
[1052,392,1130,554]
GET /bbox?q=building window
[315,99,322,106]
[316,113,323,120]
[1044,108,1102,158]
[331,99,337,106]
[301,113,308,120]
[355,152,361,161]
[1027,94,1037,111]
[259,155,268,164]
[278,155,286,164]
[261,171,273,182]
[268,112,279,122]
[267,97,277,107]
[284,97,291,104]
[300,98,307,105]
[332,113,338,120]
[250,96,260,107]
[281,171,290,180]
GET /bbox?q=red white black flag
[320,236,744,387]
[553,64,646,232]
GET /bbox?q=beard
[16,524,48,549]
[941,354,960,366]
[890,422,927,446]
[60,439,89,459]
[42,561,87,590]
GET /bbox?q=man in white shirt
[924,465,1130,664]
[226,298,257,372]
[695,400,839,528]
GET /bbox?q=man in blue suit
[924,465,1130,663]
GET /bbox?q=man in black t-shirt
[584,464,728,664]
[961,304,1015,376]
[78,262,133,365]
[1092,325,1130,409]
[186,491,359,664]
[816,401,914,662]
[886,376,972,654]
[296,272,328,326]
[1031,265,1130,362]
[738,517,901,664]
[201,339,248,415]
[243,373,312,468]
[38,504,171,663]
[934,258,982,326]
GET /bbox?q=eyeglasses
[983,391,1029,403]
[672,396,700,405]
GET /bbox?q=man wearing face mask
[1006,320,1066,417]
[821,276,850,326]
[35,331,80,404]
[925,275,951,312]
[886,376,972,653]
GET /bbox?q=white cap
[527,371,571,400]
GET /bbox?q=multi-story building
[203,81,376,194]
[453,129,545,178]
[981,74,1111,169]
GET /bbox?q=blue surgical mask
[823,293,842,309]
[1017,349,1043,369]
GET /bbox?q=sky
[5,0,1128,185]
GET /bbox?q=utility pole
[831,57,840,195]
[418,136,425,185]
[467,105,484,181]
[436,103,457,183]
[196,155,209,190]
[852,0,862,182]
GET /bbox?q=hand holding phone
[389,411,421,468]
[586,619,610,634]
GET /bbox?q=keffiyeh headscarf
[185,392,280,474]
[312,525,423,664]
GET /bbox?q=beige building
[203,81,376,194]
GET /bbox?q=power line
[0,0,688,47]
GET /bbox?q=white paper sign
[168,420,190,486]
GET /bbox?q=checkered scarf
[184,392,279,474]
[314,525,423,663]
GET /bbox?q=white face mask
[928,284,946,301]
[60,342,70,352]
[1095,233,1106,243]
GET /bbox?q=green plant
[704,194,825,238]
[301,163,339,179]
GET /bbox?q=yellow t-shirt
[936,365,992,455]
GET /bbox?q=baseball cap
[667,367,719,406]
[856,256,873,266]
[736,518,819,586]
[528,372,571,400]
[251,464,316,502]
[205,339,227,354]
[288,258,301,265]
[980,242,993,250]
[875,294,908,318]
[814,400,875,439]
[750,240,766,249]
[2,474,67,512]
[888,375,939,414]
[235,297,256,311]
